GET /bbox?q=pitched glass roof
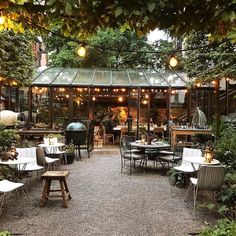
[32,67,189,87]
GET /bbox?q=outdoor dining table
[0,157,35,178]
[184,156,220,171]
[130,141,170,150]
[38,142,65,155]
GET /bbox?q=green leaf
[65,2,73,15]
[115,7,123,17]
[47,0,57,5]
[148,2,156,12]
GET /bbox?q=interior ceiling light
[118,97,123,102]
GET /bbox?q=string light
[118,97,123,102]
[169,56,178,67]
[77,44,86,57]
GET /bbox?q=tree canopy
[1,1,236,41]
[0,30,34,85]
[45,29,173,69]
[183,32,236,82]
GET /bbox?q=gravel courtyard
[0,147,216,236]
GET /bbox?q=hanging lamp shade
[192,107,207,128]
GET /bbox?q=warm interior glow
[0,16,5,25]
[212,80,216,85]
[77,46,86,57]
[169,56,178,67]
[145,94,149,99]
[92,97,96,101]
[142,100,148,105]
[196,83,201,87]
[118,97,123,102]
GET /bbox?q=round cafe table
[184,156,220,171]
[130,141,170,150]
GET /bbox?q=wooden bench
[40,170,71,208]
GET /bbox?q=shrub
[200,219,236,236]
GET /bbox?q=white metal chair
[173,147,202,173]
[0,179,25,215]
[16,147,44,175]
[185,165,225,218]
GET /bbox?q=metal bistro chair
[157,149,182,170]
[185,165,225,218]
[119,137,144,175]
[36,147,60,171]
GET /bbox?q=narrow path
[0,147,212,236]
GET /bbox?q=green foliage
[0,30,34,85]
[183,31,236,82]
[168,168,186,188]
[65,143,76,154]
[0,123,18,151]
[200,219,236,236]
[2,1,236,41]
[0,230,11,236]
[45,29,156,69]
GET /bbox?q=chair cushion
[0,180,24,193]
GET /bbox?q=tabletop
[130,141,170,149]
[0,157,34,165]
[184,156,220,165]
[38,142,65,148]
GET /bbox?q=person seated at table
[102,114,119,142]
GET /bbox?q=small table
[40,170,71,208]
[0,157,34,172]
[38,143,65,154]
[184,156,220,171]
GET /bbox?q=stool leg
[40,180,50,207]
[59,180,68,208]
[63,179,71,200]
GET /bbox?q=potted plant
[64,143,76,164]
[0,123,19,161]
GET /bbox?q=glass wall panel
[145,71,169,87]
[128,71,149,86]
[32,86,49,124]
[32,68,63,85]
[93,70,111,86]
[53,68,79,85]
[112,71,130,86]
[52,87,70,126]
[170,89,188,124]
[160,71,186,87]
[73,69,94,85]
[73,87,89,120]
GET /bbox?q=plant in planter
[0,123,19,161]
[64,143,76,164]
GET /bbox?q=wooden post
[187,88,191,123]
[28,87,32,122]
[136,87,140,139]
[215,79,220,139]
[226,79,229,115]
[147,90,151,132]
[68,87,73,122]
[49,87,53,128]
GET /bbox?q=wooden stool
[40,170,71,208]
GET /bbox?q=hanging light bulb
[77,43,86,57]
[169,56,178,67]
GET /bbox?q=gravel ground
[0,147,217,236]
